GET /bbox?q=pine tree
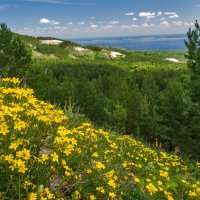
[0,23,32,75]
[184,20,200,158]
[184,20,200,102]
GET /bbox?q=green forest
[0,22,200,199]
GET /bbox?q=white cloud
[160,21,169,26]
[40,18,51,24]
[169,14,179,19]
[51,20,60,25]
[53,26,67,30]
[120,25,130,29]
[108,20,119,25]
[90,24,98,28]
[164,12,176,15]
[172,21,182,26]
[157,11,162,16]
[125,12,134,16]
[184,22,194,26]
[68,21,73,25]
[98,21,107,24]
[139,12,155,18]
[141,23,155,28]
[90,16,95,20]
[79,22,85,25]
[23,27,30,30]
[40,18,60,25]
[104,25,113,29]
[131,24,139,29]
[160,18,165,21]
[146,15,156,19]
[132,18,137,21]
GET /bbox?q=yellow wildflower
[109,192,116,199]
[9,142,19,150]
[164,191,174,200]
[94,161,105,170]
[146,183,158,195]
[90,195,96,200]
[96,186,105,193]
[92,152,99,158]
[0,122,9,135]
[159,170,170,180]
[188,191,197,197]
[51,152,59,163]
[14,120,27,131]
[108,179,116,188]
[41,154,49,162]
[28,192,37,200]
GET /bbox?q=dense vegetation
[0,19,200,199]
[26,58,191,155]
[1,22,200,159]
[0,78,199,200]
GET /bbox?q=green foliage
[58,40,81,49]
[185,20,200,102]
[37,36,63,40]
[122,188,147,200]
[2,25,199,159]
[185,20,200,76]
[36,44,68,58]
[85,45,103,52]
[185,20,200,97]
[183,20,200,159]
[23,57,199,158]
[0,23,32,75]
[13,33,40,46]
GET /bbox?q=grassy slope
[1,78,199,200]
[15,32,187,70]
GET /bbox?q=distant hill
[12,32,186,64]
[12,32,128,61]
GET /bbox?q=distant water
[72,34,187,51]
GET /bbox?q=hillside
[1,78,199,200]
[1,31,199,159]
[15,33,187,66]
[1,20,200,200]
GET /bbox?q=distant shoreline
[70,33,187,51]
[67,33,186,41]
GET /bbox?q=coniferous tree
[185,20,200,101]
[0,23,32,75]
[184,20,200,158]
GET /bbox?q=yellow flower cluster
[0,78,199,200]
[0,78,67,199]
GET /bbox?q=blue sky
[0,0,199,38]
